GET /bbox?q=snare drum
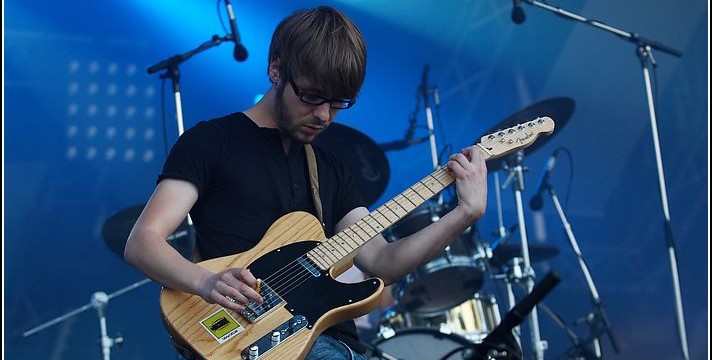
[378,292,501,343]
[390,202,488,314]
[445,292,501,342]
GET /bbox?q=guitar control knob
[271,331,281,346]
[248,345,259,360]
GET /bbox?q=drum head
[371,328,473,360]
[395,260,484,315]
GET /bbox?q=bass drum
[370,328,473,360]
[389,201,488,315]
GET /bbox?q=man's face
[274,77,342,144]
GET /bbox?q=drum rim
[372,326,472,346]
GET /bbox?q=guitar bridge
[240,280,284,323]
[240,315,308,359]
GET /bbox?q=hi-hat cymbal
[101,204,194,260]
[482,97,575,172]
[490,243,560,266]
[314,123,390,207]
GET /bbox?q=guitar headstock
[478,116,555,160]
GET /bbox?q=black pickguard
[248,241,380,326]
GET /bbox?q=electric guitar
[160,117,555,359]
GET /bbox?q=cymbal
[490,242,560,266]
[101,204,194,260]
[314,123,390,207]
[481,97,575,172]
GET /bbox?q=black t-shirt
[159,112,368,352]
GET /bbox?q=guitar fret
[308,251,329,270]
[327,239,350,257]
[334,233,356,252]
[308,248,330,269]
[343,227,365,247]
[361,216,381,234]
[317,242,340,264]
[324,239,348,258]
[416,180,437,196]
[354,221,375,240]
[396,194,418,210]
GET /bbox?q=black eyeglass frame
[289,78,356,109]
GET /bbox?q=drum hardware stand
[500,150,546,360]
[540,181,620,357]
[23,278,152,360]
[512,2,686,358]
[535,303,597,360]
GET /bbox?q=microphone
[379,137,429,152]
[224,0,248,61]
[511,0,526,24]
[529,150,558,211]
[466,271,561,360]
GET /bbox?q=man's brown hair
[268,6,367,100]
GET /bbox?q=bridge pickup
[240,281,284,323]
[240,315,308,360]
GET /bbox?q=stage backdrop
[5,0,708,359]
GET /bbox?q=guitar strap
[305,144,325,229]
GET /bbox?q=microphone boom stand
[546,183,620,358]
[23,278,152,360]
[517,1,687,358]
[147,34,233,235]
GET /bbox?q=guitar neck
[306,146,497,270]
[305,116,554,271]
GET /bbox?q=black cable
[216,0,228,35]
[551,146,574,212]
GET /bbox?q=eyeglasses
[289,78,356,109]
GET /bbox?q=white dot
[68,82,79,95]
[105,148,116,160]
[106,105,118,118]
[124,148,136,161]
[125,106,136,118]
[87,83,99,95]
[66,146,78,159]
[107,63,119,75]
[126,84,137,97]
[143,128,155,140]
[126,64,137,76]
[125,127,136,140]
[86,147,98,159]
[67,125,79,138]
[87,104,98,117]
[144,86,156,98]
[107,83,118,96]
[143,149,154,162]
[143,107,155,119]
[69,60,81,73]
[68,103,79,116]
[88,61,100,74]
[87,126,98,138]
[106,126,117,139]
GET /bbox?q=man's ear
[268,60,280,84]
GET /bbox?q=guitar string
[237,124,550,313]
[244,184,440,311]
